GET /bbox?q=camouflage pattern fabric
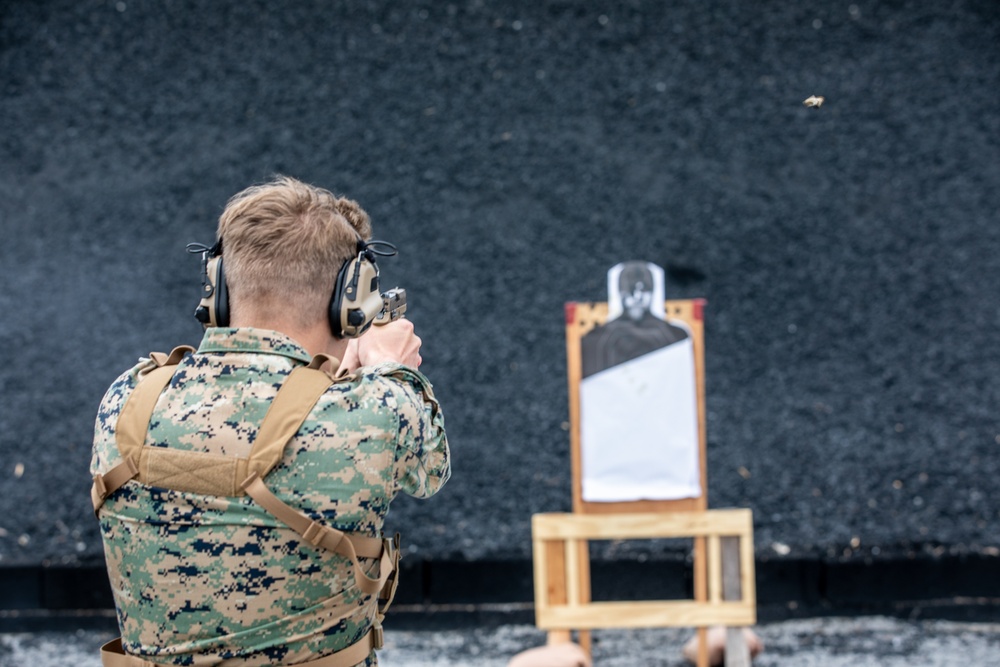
[91,328,450,666]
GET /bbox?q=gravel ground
[0,0,998,568]
[3,617,1000,667]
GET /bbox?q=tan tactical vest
[91,346,400,667]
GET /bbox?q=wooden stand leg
[547,631,572,645]
[694,536,709,667]
[697,627,709,667]
[577,539,592,655]
[543,539,570,647]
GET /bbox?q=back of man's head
[218,175,372,330]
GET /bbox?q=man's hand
[339,319,422,373]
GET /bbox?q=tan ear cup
[339,258,384,337]
[194,253,227,328]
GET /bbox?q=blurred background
[1,0,998,623]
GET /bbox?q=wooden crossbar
[533,510,752,540]
[537,601,755,629]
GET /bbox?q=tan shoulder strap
[92,346,194,514]
[116,365,180,464]
[144,362,336,496]
[236,360,338,484]
[95,351,341,507]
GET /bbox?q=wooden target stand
[530,300,756,667]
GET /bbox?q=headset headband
[346,239,397,302]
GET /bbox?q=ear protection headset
[186,240,229,329]
[185,238,398,339]
[328,239,398,338]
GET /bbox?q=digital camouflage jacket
[90,328,450,666]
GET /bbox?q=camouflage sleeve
[372,364,450,499]
[89,359,153,476]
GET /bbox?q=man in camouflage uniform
[90,177,450,666]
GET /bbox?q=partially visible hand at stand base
[340,319,422,373]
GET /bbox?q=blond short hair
[217,176,372,328]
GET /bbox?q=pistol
[374,288,407,325]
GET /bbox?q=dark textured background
[1,1,998,570]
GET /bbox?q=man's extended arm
[388,366,450,498]
[340,318,449,497]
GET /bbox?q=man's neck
[231,316,348,361]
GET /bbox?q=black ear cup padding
[213,256,229,327]
[193,250,229,328]
[328,259,352,338]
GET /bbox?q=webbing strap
[99,350,340,502]
[238,363,337,483]
[93,347,195,514]
[99,638,154,667]
[100,629,376,667]
[148,346,195,368]
[241,472,395,597]
[115,365,182,466]
[91,456,139,514]
[377,532,402,617]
